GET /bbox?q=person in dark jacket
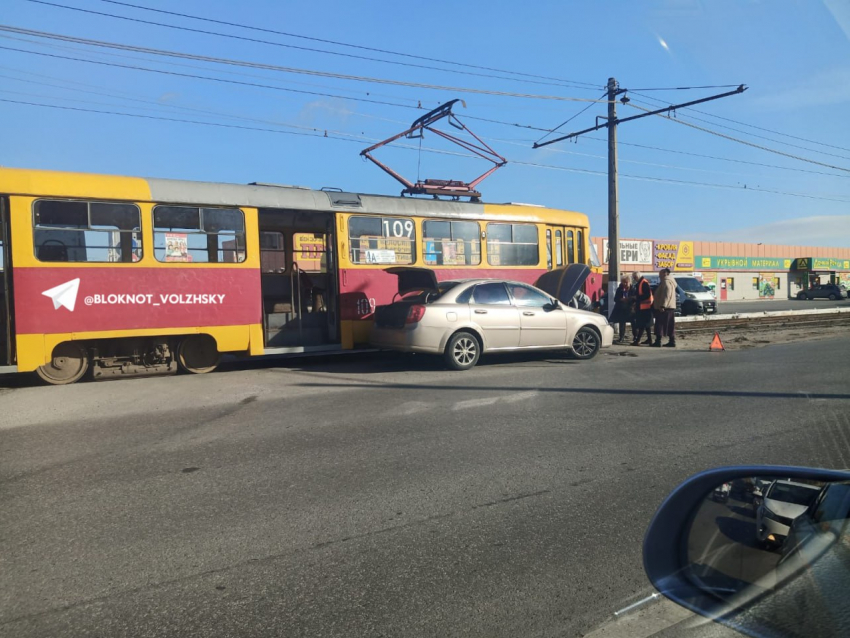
[610,275,632,343]
[631,271,654,346]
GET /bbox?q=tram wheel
[36,342,89,385]
[177,335,221,374]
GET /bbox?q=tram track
[675,308,850,336]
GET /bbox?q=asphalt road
[712,297,850,315]
[2,338,849,637]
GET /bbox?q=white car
[756,480,821,549]
[371,265,614,370]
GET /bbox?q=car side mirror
[543,300,560,311]
[643,466,850,638]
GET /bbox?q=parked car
[370,265,614,370]
[797,283,848,300]
[711,482,731,502]
[673,275,719,315]
[755,479,821,549]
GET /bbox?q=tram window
[293,232,327,272]
[33,199,142,263]
[486,223,539,266]
[577,230,585,264]
[423,220,480,266]
[566,230,575,263]
[348,216,415,265]
[153,206,246,263]
[555,230,563,267]
[260,231,286,273]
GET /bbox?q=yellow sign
[701,257,711,268]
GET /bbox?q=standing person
[631,271,654,346]
[652,268,677,348]
[610,275,632,343]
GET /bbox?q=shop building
[592,238,850,301]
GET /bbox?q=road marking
[394,401,431,415]
[452,397,499,411]
[583,595,694,638]
[502,390,539,403]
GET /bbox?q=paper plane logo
[42,278,81,312]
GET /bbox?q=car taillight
[406,304,426,324]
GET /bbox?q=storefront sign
[654,241,694,271]
[699,256,796,271]
[603,239,653,265]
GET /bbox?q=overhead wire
[94,0,602,89]
[630,90,850,158]
[534,92,607,145]
[623,101,850,174]
[25,0,598,91]
[0,44,422,109]
[6,97,850,204]
[0,25,613,103]
[0,31,430,106]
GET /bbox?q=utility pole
[606,78,619,305]
[534,81,746,317]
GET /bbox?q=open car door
[534,264,591,306]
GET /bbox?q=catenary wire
[95,0,602,89]
[623,101,850,173]
[0,25,613,103]
[26,0,598,91]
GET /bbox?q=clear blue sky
[2,0,849,247]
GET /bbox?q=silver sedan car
[370,266,614,370]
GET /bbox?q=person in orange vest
[631,271,654,346]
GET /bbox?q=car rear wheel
[571,326,601,360]
[444,331,480,371]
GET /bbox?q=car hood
[763,498,809,519]
[534,264,591,305]
[384,267,439,296]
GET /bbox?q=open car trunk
[374,267,440,329]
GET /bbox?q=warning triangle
[709,332,725,352]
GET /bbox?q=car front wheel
[444,331,480,371]
[828,293,837,300]
[797,292,807,300]
[571,326,601,360]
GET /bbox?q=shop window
[153,206,246,263]
[486,223,539,266]
[422,220,480,266]
[34,199,142,263]
[774,277,781,290]
[752,277,759,290]
[349,216,415,265]
[728,278,735,290]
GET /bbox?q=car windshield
[766,483,819,506]
[675,278,708,293]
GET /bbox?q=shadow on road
[716,516,759,548]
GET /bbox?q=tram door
[258,209,339,349]
[0,197,13,366]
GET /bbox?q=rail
[675,307,850,336]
